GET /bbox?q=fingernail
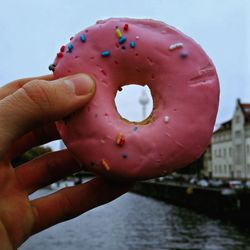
[64,74,95,96]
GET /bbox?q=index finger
[0,74,55,100]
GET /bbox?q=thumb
[0,73,95,153]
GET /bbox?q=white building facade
[210,99,250,180]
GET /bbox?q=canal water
[20,184,250,250]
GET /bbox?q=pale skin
[0,74,131,249]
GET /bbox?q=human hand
[0,74,131,249]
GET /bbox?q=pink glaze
[53,18,220,180]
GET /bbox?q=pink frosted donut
[51,18,219,180]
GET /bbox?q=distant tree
[12,146,52,167]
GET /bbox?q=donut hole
[115,84,153,124]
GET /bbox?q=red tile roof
[214,100,250,134]
[240,103,250,121]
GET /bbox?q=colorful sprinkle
[100,69,107,76]
[130,41,136,48]
[100,139,106,144]
[70,36,74,41]
[60,45,65,52]
[123,24,129,31]
[133,126,138,131]
[180,51,188,58]
[121,46,126,50]
[80,34,86,42]
[169,42,183,51]
[57,52,64,58]
[164,116,170,123]
[116,133,125,146]
[118,36,127,44]
[67,43,74,52]
[101,50,111,57]
[135,36,140,40]
[48,64,56,72]
[122,153,128,159]
[115,27,122,38]
[101,159,110,171]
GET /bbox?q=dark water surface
[20,185,250,250]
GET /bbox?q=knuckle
[57,190,75,220]
[20,80,53,111]
[45,155,60,179]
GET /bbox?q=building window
[219,165,222,174]
[247,145,250,154]
[235,131,241,139]
[235,145,242,165]
[229,147,232,157]
[224,165,227,175]
[235,115,240,123]
[219,149,221,157]
[236,170,242,178]
[224,148,226,157]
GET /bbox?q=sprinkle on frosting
[122,153,128,159]
[133,126,138,131]
[130,41,136,48]
[123,24,129,31]
[116,133,125,146]
[60,45,65,52]
[169,42,183,51]
[101,50,111,57]
[118,36,127,44]
[101,159,110,171]
[135,36,140,40]
[164,116,170,123]
[57,52,64,58]
[48,64,56,72]
[180,51,188,58]
[80,34,86,42]
[115,27,122,38]
[67,43,74,53]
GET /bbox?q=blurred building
[202,144,212,178]
[210,99,250,179]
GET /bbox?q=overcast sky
[0,0,249,149]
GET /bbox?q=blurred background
[1,0,250,249]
